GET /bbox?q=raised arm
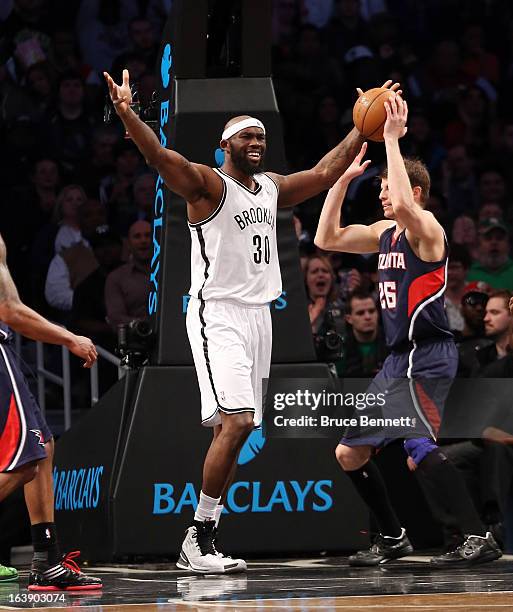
[315,142,393,253]
[104,70,222,204]
[0,237,97,367]
[383,95,444,257]
[270,80,401,208]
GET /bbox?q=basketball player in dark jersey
[0,234,102,589]
[316,94,501,566]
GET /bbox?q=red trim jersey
[377,226,453,349]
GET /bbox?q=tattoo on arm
[317,129,364,182]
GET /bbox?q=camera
[313,308,344,363]
[117,319,154,369]
[104,84,159,134]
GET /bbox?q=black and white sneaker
[176,520,240,574]
[28,551,102,591]
[349,528,413,566]
[212,526,247,572]
[430,532,502,567]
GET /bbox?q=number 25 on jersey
[379,281,397,309]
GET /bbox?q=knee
[335,444,370,471]
[221,412,254,443]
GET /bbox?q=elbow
[314,235,331,251]
[0,300,22,328]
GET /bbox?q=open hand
[103,69,132,115]
[339,142,371,183]
[357,79,402,98]
[68,335,98,369]
[383,93,408,141]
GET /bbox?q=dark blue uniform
[341,225,458,447]
[0,323,51,472]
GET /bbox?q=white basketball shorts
[186,296,272,427]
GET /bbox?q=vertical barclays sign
[148,43,173,316]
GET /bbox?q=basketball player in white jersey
[104,68,400,573]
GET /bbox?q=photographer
[304,254,345,367]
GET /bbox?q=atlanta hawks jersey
[188,168,282,305]
[378,226,452,349]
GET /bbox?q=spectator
[445,85,492,157]
[52,184,89,254]
[474,289,513,372]
[105,220,151,330]
[44,199,107,320]
[460,23,500,85]
[454,281,491,377]
[402,109,446,177]
[445,244,473,332]
[467,218,513,290]
[339,290,387,377]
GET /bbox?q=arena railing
[14,332,123,431]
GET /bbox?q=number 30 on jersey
[379,281,397,309]
[253,234,270,264]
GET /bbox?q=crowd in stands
[1,0,513,377]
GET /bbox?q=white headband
[221,117,265,141]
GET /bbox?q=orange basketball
[352,87,396,142]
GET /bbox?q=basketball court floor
[1,555,513,610]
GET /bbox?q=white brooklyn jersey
[188,168,282,305]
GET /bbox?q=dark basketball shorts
[0,342,52,472]
[340,339,458,448]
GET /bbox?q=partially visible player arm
[315,142,391,253]
[383,95,442,244]
[104,70,222,204]
[271,80,401,208]
[0,238,97,367]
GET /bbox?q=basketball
[353,87,396,142]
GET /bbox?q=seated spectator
[474,289,513,373]
[44,199,107,320]
[467,219,513,290]
[445,244,473,332]
[339,290,387,377]
[71,229,123,350]
[52,184,89,253]
[454,281,491,377]
[105,220,151,330]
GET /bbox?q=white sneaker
[176,521,240,574]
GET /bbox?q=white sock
[194,491,221,522]
[214,504,224,527]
